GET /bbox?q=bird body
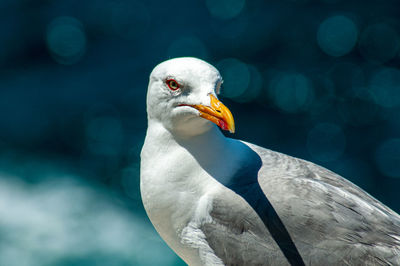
[140,57,400,265]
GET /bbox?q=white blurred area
[0,154,180,266]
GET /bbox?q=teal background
[0,0,400,265]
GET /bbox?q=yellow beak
[191,94,235,133]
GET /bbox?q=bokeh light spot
[317,15,358,57]
[359,23,400,63]
[233,64,262,103]
[375,138,400,178]
[307,123,346,162]
[269,73,314,113]
[369,67,400,108]
[217,58,250,99]
[46,16,86,65]
[167,35,208,60]
[206,0,246,20]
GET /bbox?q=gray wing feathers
[201,188,290,266]
[200,142,400,265]
[247,142,400,265]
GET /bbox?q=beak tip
[196,94,236,134]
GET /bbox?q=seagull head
[147,57,235,136]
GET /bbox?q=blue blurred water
[0,0,400,264]
[0,152,184,266]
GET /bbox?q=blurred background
[0,0,400,265]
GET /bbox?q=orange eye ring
[166,79,180,90]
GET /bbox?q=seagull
[140,57,400,265]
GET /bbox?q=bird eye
[166,79,180,91]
